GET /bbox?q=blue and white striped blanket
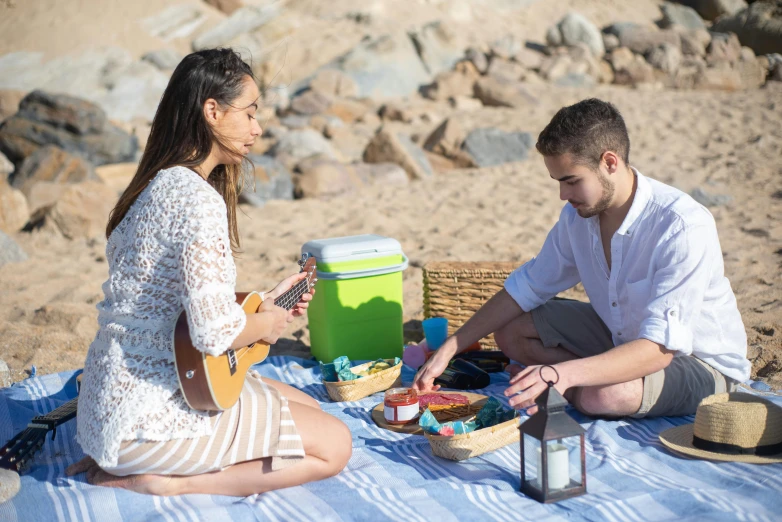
[1,356,781,521]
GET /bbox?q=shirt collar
[585,167,650,238]
[617,168,651,237]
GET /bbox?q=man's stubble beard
[577,171,614,218]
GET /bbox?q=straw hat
[659,392,782,464]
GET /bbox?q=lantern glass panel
[522,433,542,493]
[542,436,583,490]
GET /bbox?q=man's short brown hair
[536,98,630,170]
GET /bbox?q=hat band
[693,436,782,457]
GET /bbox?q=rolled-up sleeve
[177,198,247,357]
[504,206,581,312]
[637,224,714,355]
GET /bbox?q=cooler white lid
[301,234,404,263]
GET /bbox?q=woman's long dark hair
[106,48,256,253]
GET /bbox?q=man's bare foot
[66,456,181,496]
[506,363,524,378]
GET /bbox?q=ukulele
[0,375,81,473]
[174,254,317,411]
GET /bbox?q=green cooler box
[302,234,408,362]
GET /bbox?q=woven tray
[422,261,517,349]
[322,359,402,402]
[424,416,520,461]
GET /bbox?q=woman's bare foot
[66,456,180,496]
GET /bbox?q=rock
[378,103,413,123]
[25,180,117,239]
[449,95,484,111]
[308,114,343,134]
[141,4,206,41]
[695,63,744,90]
[462,128,534,167]
[740,46,757,62]
[769,53,782,81]
[680,28,712,56]
[421,62,479,100]
[409,21,464,76]
[465,47,489,74]
[325,99,373,124]
[308,70,359,98]
[16,90,106,136]
[675,0,748,21]
[0,150,12,177]
[608,48,657,85]
[490,35,523,60]
[0,359,10,387]
[351,162,409,186]
[691,187,734,206]
[647,42,683,74]
[707,32,743,65]
[660,2,707,31]
[735,57,768,88]
[263,85,290,113]
[279,115,310,129]
[0,90,26,124]
[423,118,467,158]
[0,115,137,169]
[672,55,709,88]
[95,162,136,196]
[294,157,360,198]
[473,76,538,108]
[12,145,96,205]
[0,178,29,233]
[326,126,372,162]
[141,48,183,71]
[602,33,621,53]
[290,90,333,116]
[618,27,682,55]
[0,229,27,266]
[268,129,337,161]
[514,45,546,70]
[192,4,278,50]
[363,127,434,180]
[547,12,605,57]
[487,58,527,83]
[0,468,21,503]
[240,155,293,206]
[712,1,782,55]
[321,32,432,98]
[203,0,243,15]
[99,60,171,122]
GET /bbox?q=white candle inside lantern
[536,442,570,490]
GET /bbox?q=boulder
[695,63,744,90]
[546,12,605,57]
[421,62,479,100]
[473,76,538,108]
[465,47,489,74]
[290,90,333,116]
[192,4,278,50]
[680,29,712,56]
[0,179,29,234]
[141,3,207,41]
[712,1,782,55]
[409,21,464,76]
[647,43,683,74]
[0,150,12,178]
[12,145,97,205]
[608,48,657,85]
[293,157,360,198]
[325,99,373,124]
[308,70,359,98]
[95,162,137,197]
[659,2,707,30]
[25,180,117,239]
[269,129,337,161]
[491,35,523,60]
[423,118,467,159]
[707,32,743,65]
[351,163,409,186]
[462,128,534,167]
[141,49,183,71]
[486,58,528,83]
[0,90,26,124]
[240,155,293,206]
[363,127,434,180]
[674,0,748,21]
[618,27,682,55]
[16,90,106,136]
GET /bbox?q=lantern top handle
[540,365,559,386]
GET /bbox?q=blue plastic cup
[422,317,449,350]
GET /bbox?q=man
[412,98,749,418]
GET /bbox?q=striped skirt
[105,371,305,477]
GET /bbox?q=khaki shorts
[530,299,738,418]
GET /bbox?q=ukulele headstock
[298,253,318,291]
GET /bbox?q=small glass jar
[384,387,419,425]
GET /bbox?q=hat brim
[659,424,782,465]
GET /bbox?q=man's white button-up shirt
[504,169,750,382]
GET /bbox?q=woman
[66,49,352,496]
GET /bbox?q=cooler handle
[315,255,409,280]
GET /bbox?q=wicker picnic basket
[422,261,517,350]
[424,416,520,461]
[322,359,403,402]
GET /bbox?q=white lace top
[76,166,247,468]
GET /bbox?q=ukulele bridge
[226,349,238,375]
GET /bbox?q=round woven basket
[424,416,520,461]
[323,359,403,402]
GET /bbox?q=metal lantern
[519,366,587,503]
